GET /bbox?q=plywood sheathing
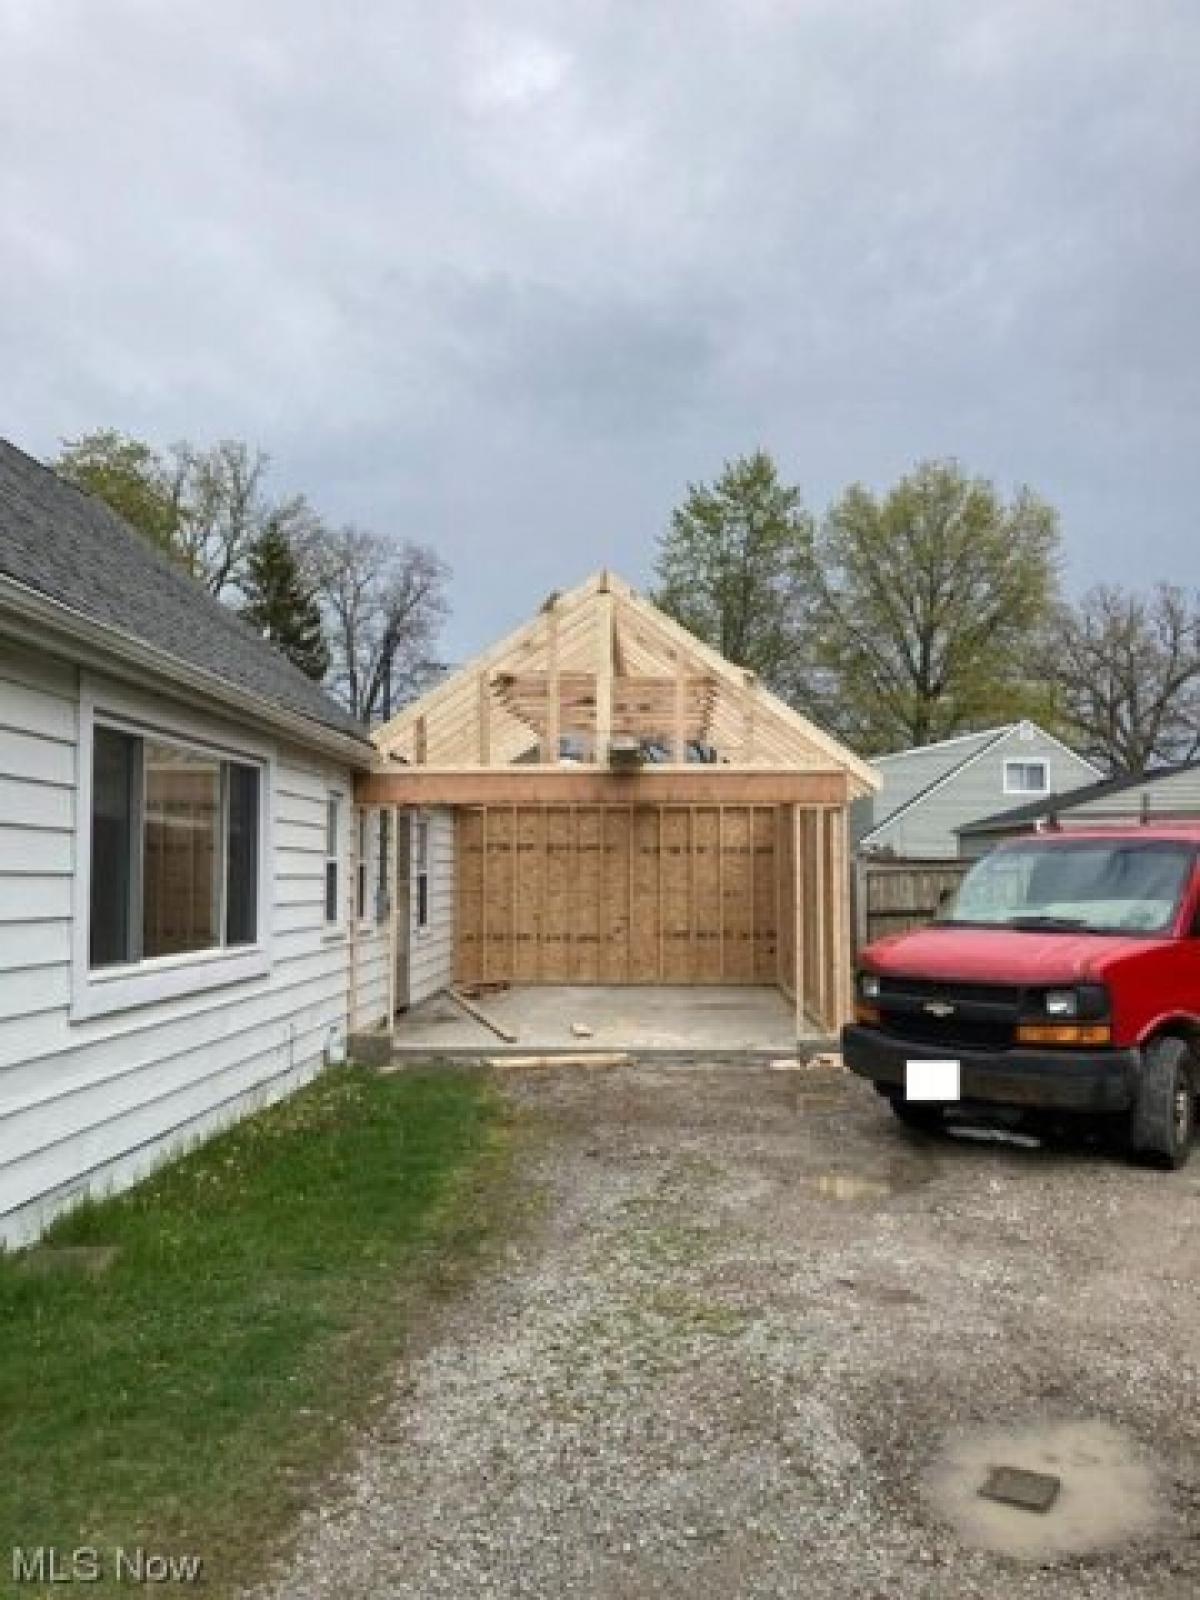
[455,803,781,988]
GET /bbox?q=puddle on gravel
[925,1419,1162,1560]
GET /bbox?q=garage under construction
[359,571,879,1038]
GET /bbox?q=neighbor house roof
[0,439,370,752]
[957,760,1200,839]
[859,720,1102,846]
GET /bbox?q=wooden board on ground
[488,1053,631,1070]
[448,987,518,1043]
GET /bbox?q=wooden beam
[595,590,613,765]
[830,807,853,1027]
[541,607,559,764]
[478,673,491,765]
[386,804,399,1021]
[794,806,805,1037]
[414,715,427,765]
[743,671,757,762]
[672,652,687,763]
[356,768,851,807]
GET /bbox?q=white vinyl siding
[865,726,1101,859]
[0,639,365,1247]
[350,808,391,1031]
[406,808,454,1006]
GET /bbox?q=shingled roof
[0,439,369,745]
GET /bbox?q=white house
[0,440,450,1247]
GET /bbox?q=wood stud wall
[456,804,783,988]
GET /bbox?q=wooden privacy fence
[853,856,970,950]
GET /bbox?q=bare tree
[310,524,449,723]
[1048,583,1200,775]
[167,440,319,600]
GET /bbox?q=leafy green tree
[54,429,181,553]
[241,523,330,682]
[811,460,1062,752]
[54,430,319,601]
[653,450,813,691]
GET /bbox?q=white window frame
[355,806,375,929]
[375,809,391,924]
[413,813,431,937]
[324,791,344,931]
[72,675,274,1022]
[1004,758,1049,795]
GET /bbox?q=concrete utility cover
[926,1419,1161,1560]
[979,1465,1060,1512]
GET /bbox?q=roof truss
[373,571,878,795]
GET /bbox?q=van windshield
[939,839,1196,935]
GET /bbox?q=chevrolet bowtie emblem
[924,1000,956,1017]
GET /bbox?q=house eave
[0,572,376,770]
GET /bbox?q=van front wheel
[1129,1037,1195,1170]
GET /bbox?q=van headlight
[859,972,881,1000]
[1040,985,1109,1020]
[1044,989,1078,1017]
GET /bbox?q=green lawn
[0,1065,514,1596]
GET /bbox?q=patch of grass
[0,1065,517,1596]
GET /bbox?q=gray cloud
[2,0,1198,660]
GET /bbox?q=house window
[414,816,430,931]
[89,725,262,969]
[1004,760,1048,795]
[356,809,369,922]
[377,811,390,923]
[325,795,341,923]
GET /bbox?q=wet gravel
[250,1061,1200,1599]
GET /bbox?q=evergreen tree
[241,523,330,681]
[653,450,814,693]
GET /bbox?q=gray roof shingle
[957,760,1200,836]
[0,439,369,745]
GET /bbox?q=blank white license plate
[906,1059,961,1102]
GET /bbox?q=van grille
[874,978,1023,1053]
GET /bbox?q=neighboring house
[367,571,879,1038]
[957,760,1200,857]
[852,721,1102,859]
[0,440,405,1247]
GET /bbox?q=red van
[842,825,1200,1167]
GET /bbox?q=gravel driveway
[252,1060,1200,1599]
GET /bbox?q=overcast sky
[2,0,1197,660]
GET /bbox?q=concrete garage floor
[392,984,814,1055]
[253,1062,1200,1600]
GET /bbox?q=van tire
[1129,1036,1195,1170]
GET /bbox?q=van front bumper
[841,1025,1138,1113]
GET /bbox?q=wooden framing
[456,802,781,988]
[372,570,879,793]
[357,768,851,808]
[370,570,873,1038]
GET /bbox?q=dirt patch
[249,1062,1200,1600]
